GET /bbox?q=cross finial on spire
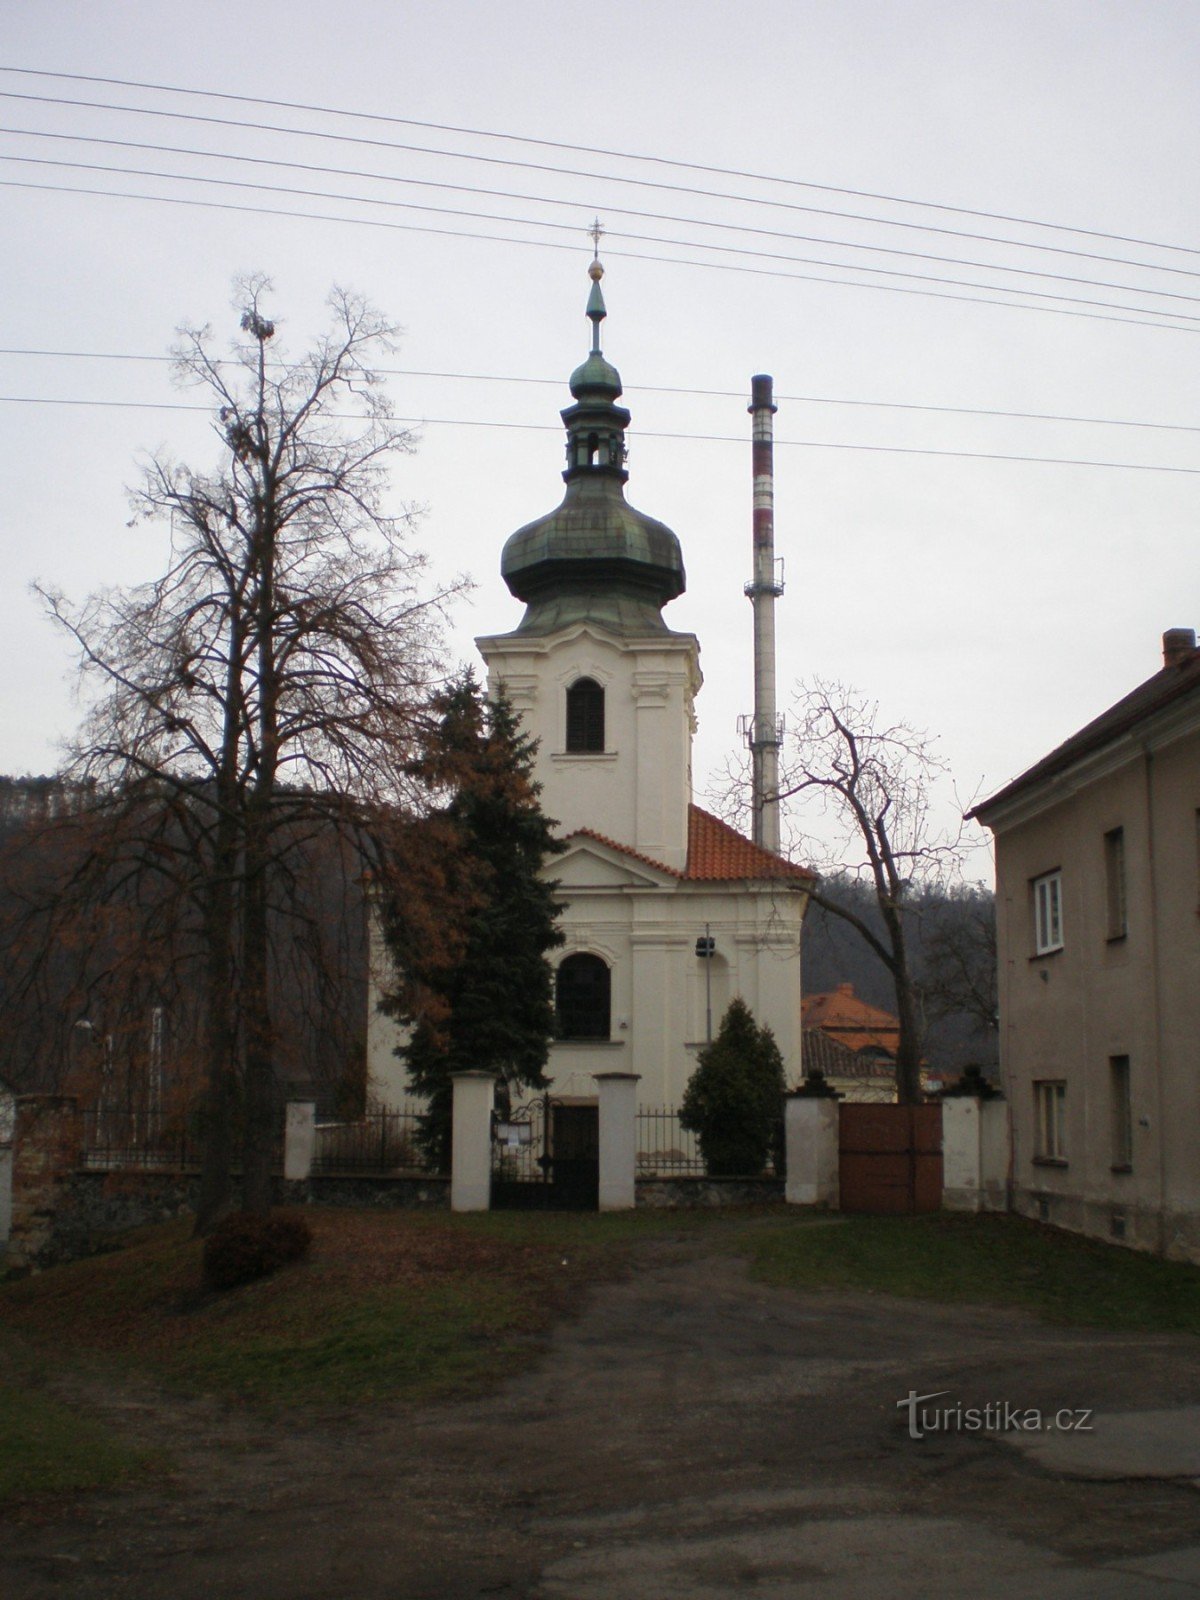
[585,218,607,354]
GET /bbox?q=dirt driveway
[5,1223,1200,1599]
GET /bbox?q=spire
[497,245,686,637]
[586,219,606,353]
[565,226,627,480]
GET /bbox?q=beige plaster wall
[993,721,1200,1260]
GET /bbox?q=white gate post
[942,1069,1008,1213]
[594,1071,640,1211]
[942,1096,982,1211]
[284,1100,317,1182]
[450,1070,495,1212]
[785,1076,840,1207]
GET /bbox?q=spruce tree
[679,997,786,1177]
[381,673,564,1168]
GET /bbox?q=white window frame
[1034,1079,1067,1161]
[1033,871,1063,955]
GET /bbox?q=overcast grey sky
[3,1,1197,874]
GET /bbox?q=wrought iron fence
[636,1105,706,1177]
[79,1108,198,1170]
[313,1106,429,1175]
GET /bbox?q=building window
[555,953,611,1039]
[565,678,605,753]
[1034,1080,1067,1161]
[1104,828,1127,940]
[1110,1055,1132,1170]
[1033,871,1063,955]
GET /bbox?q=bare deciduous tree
[753,680,972,1104]
[36,276,462,1226]
[917,884,998,1039]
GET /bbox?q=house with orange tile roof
[801,983,901,1066]
[368,265,815,1111]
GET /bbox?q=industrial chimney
[744,374,784,854]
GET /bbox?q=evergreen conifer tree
[381,673,564,1167]
[679,997,786,1177]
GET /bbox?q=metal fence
[79,1108,199,1170]
[636,1105,706,1177]
[313,1106,429,1175]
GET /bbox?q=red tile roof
[568,805,815,885]
[684,806,815,883]
[802,983,900,1057]
[802,1027,895,1080]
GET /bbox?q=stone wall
[636,1175,783,1208]
[7,1097,84,1271]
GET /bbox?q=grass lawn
[3,1203,1199,1504]
[751,1210,1200,1333]
[0,1209,677,1406]
[0,1359,152,1504]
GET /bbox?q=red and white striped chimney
[747,375,783,854]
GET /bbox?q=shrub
[202,1210,313,1292]
[680,998,786,1177]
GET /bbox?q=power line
[10,150,1198,322]
[3,348,1197,435]
[5,65,1198,261]
[4,177,1196,338]
[2,394,1196,474]
[4,87,1195,281]
[7,124,1200,293]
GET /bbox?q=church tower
[476,249,701,872]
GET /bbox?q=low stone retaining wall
[5,1168,453,1272]
[280,1175,450,1211]
[636,1175,784,1208]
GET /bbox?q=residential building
[801,982,901,1070]
[971,628,1200,1261]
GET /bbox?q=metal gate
[491,1097,599,1211]
[838,1103,942,1214]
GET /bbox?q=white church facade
[368,260,812,1110]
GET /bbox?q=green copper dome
[500,258,685,637]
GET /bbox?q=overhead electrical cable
[3,348,1197,436]
[3,87,1195,276]
[1,395,1196,474]
[4,65,1198,261]
[5,125,1199,292]
[8,152,1198,320]
[3,177,1196,337]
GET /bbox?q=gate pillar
[785,1077,840,1208]
[594,1071,640,1211]
[450,1071,495,1212]
[284,1100,317,1182]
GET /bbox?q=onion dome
[500,251,685,636]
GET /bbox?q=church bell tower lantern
[477,242,702,872]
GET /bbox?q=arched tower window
[555,953,611,1040]
[566,677,605,753]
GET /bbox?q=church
[368,257,813,1111]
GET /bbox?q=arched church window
[566,677,605,753]
[555,953,611,1040]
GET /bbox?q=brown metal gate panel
[839,1103,943,1214]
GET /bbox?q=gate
[491,1097,599,1211]
[838,1103,942,1214]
